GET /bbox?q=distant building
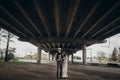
[24,53,49,60]
[24,55,32,59]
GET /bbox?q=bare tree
[97,51,106,64]
[111,47,118,63]
[0,29,16,62]
[5,32,11,62]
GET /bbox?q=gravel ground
[0,62,120,80]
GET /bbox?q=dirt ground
[0,62,120,80]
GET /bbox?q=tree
[7,53,15,61]
[4,32,11,62]
[97,51,106,64]
[0,29,16,62]
[111,47,118,63]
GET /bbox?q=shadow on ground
[0,62,120,80]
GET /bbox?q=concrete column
[90,50,92,63]
[119,47,120,54]
[48,51,51,61]
[83,44,87,65]
[68,55,69,61]
[71,53,74,63]
[52,54,54,61]
[49,52,51,61]
[37,44,41,63]
[67,54,70,63]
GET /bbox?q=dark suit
[56,52,63,79]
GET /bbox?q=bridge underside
[0,0,120,63]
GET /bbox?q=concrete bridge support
[83,44,87,65]
[37,44,41,63]
[48,52,51,61]
[71,53,74,63]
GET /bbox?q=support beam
[47,43,51,48]
[38,37,105,45]
[41,47,78,51]
[41,43,47,48]
[74,1,100,38]
[52,43,56,48]
[14,1,43,38]
[65,0,80,37]
[34,0,51,37]
[82,44,87,65]
[37,44,41,63]
[86,39,107,44]
[39,37,85,44]
[54,0,60,37]
[89,17,120,39]
[96,25,120,39]
[80,1,120,38]
[0,5,37,39]
[0,18,27,38]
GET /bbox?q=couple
[55,48,68,79]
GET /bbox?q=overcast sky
[75,33,120,57]
[0,29,120,57]
[14,33,120,57]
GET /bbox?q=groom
[55,48,63,79]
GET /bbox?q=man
[55,48,63,79]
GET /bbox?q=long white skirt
[62,60,68,78]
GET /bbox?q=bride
[62,52,68,78]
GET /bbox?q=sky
[75,33,120,58]
[0,29,120,57]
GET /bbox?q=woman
[61,51,68,78]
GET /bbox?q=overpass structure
[0,0,120,64]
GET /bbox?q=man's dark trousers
[57,61,62,79]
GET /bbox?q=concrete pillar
[52,54,54,61]
[90,50,92,63]
[119,47,120,54]
[48,51,51,61]
[49,52,51,61]
[83,44,87,65]
[67,54,70,63]
[68,55,69,61]
[71,53,74,63]
[37,44,41,63]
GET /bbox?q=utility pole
[119,47,120,54]
[90,50,92,63]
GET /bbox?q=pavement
[0,62,120,80]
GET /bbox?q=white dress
[62,56,68,78]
